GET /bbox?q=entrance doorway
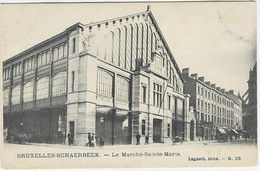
[69,121,74,144]
[190,120,194,141]
[153,118,162,143]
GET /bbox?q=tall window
[153,83,162,107]
[116,76,129,101]
[11,85,20,104]
[71,71,75,92]
[201,100,203,111]
[58,46,64,59]
[3,89,9,106]
[142,85,146,103]
[197,99,200,110]
[53,48,58,61]
[52,72,67,96]
[23,82,34,102]
[36,77,49,100]
[168,95,171,110]
[72,38,76,53]
[97,69,113,97]
[197,86,200,94]
[167,123,170,137]
[142,120,146,135]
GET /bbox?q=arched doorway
[190,120,194,141]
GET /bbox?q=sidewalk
[24,140,218,150]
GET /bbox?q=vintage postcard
[0,1,258,169]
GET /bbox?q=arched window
[23,81,34,102]
[53,48,58,61]
[97,69,113,97]
[72,38,76,53]
[37,54,42,67]
[126,25,132,70]
[42,52,47,65]
[11,85,20,104]
[106,32,113,63]
[131,24,138,70]
[36,77,49,100]
[113,28,120,66]
[46,51,50,64]
[58,46,64,59]
[147,26,153,62]
[3,88,9,106]
[142,23,148,66]
[116,76,129,101]
[64,44,68,58]
[52,72,67,96]
[120,27,126,68]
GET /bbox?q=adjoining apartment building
[3,7,196,146]
[182,68,243,141]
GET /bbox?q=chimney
[198,77,205,82]
[216,87,221,91]
[211,84,216,88]
[191,73,197,79]
[229,90,234,94]
[205,81,211,86]
[221,88,225,93]
[182,68,189,76]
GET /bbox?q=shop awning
[217,128,226,134]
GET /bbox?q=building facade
[3,8,196,146]
[242,63,257,139]
[182,68,243,140]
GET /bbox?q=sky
[0,2,256,95]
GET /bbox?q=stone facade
[3,8,195,146]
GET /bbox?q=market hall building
[3,7,196,146]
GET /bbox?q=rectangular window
[168,95,171,110]
[72,38,76,53]
[142,85,146,103]
[197,99,200,110]
[167,124,170,137]
[197,86,200,94]
[142,120,146,135]
[71,71,75,92]
[153,83,162,107]
[201,88,203,96]
[177,98,184,115]
[201,100,203,111]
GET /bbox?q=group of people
[68,132,149,146]
[136,133,149,145]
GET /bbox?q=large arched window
[3,88,9,106]
[36,77,49,100]
[52,72,67,96]
[126,24,133,70]
[116,76,129,101]
[97,69,113,97]
[11,85,20,104]
[23,81,34,102]
[131,24,138,71]
[120,27,126,68]
[113,28,120,66]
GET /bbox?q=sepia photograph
[0,1,258,169]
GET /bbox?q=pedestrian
[145,135,149,144]
[68,132,72,146]
[87,132,92,147]
[136,133,141,145]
